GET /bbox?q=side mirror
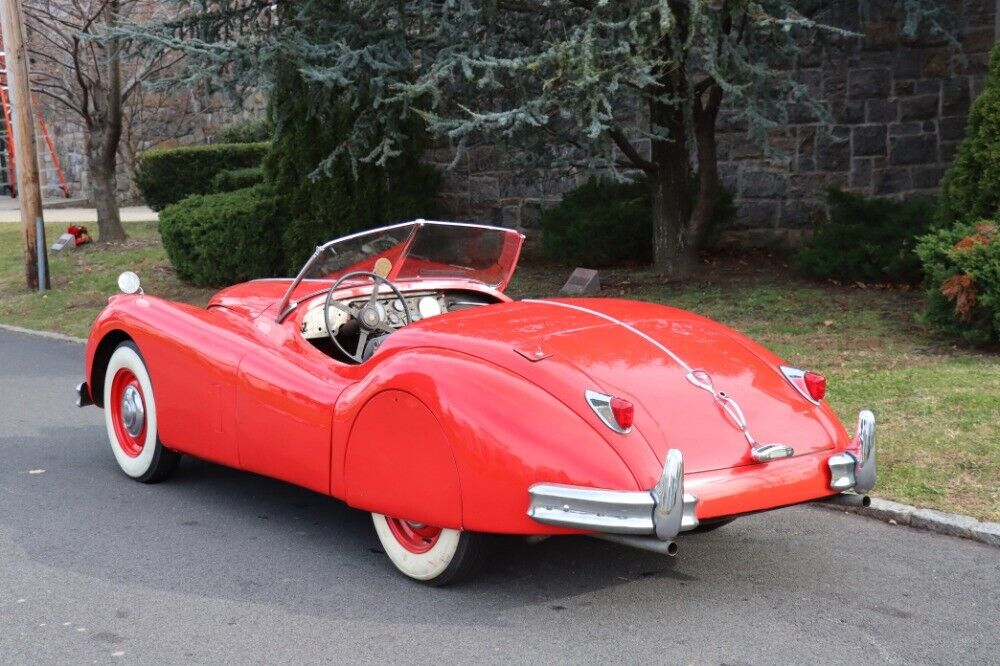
[117,271,142,295]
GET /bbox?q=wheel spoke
[354,328,370,358]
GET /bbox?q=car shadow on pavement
[1,425,887,626]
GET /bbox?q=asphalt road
[1,329,997,665]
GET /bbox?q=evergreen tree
[120,0,956,276]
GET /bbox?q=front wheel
[103,341,180,483]
[371,513,490,585]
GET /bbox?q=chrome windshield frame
[274,219,520,322]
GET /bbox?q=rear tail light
[780,366,826,404]
[585,390,634,434]
[803,371,826,401]
[610,397,634,430]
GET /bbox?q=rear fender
[336,348,641,534]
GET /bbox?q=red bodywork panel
[85,275,852,535]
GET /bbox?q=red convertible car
[77,220,875,584]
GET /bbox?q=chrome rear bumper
[528,447,697,543]
[527,410,877,549]
[75,381,93,408]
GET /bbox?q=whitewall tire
[103,341,179,483]
[371,513,490,585]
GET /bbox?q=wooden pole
[0,0,47,290]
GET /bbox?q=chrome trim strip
[527,448,695,539]
[652,449,684,540]
[779,365,821,405]
[584,389,631,434]
[852,410,877,493]
[827,452,857,490]
[523,299,694,372]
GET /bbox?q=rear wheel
[371,513,490,585]
[103,341,179,483]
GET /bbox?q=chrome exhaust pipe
[815,493,871,508]
[592,534,678,557]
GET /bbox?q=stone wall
[432,1,999,245]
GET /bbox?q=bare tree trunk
[88,131,126,243]
[687,84,723,250]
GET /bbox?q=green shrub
[210,166,265,193]
[220,118,272,144]
[916,219,1000,343]
[540,177,652,266]
[795,189,933,284]
[159,184,286,287]
[539,176,735,267]
[936,45,1000,227]
[136,142,269,210]
[265,65,439,271]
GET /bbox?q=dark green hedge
[540,176,734,267]
[796,189,934,284]
[159,184,286,287]
[220,118,272,144]
[136,142,269,211]
[210,166,265,193]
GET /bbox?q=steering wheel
[324,271,412,363]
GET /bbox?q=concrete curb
[0,323,86,344]
[814,497,1000,548]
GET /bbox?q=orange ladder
[0,37,71,198]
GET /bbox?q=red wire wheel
[384,517,443,554]
[109,367,146,458]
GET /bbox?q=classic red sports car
[77,220,876,584]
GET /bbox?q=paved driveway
[1,329,997,664]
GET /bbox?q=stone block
[741,170,787,199]
[938,116,967,141]
[848,68,892,98]
[468,176,500,206]
[893,80,916,97]
[893,50,924,79]
[863,499,915,526]
[735,201,779,229]
[852,125,887,156]
[910,508,978,539]
[941,79,970,115]
[816,128,850,172]
[559,268,600,296]
[874,167,912,194]
[890,134,937,165]
[899,95,940,121]
[787,102,820,124]
[922,49,951,78]
[912,166,947,189]
[940,140,960,161]
[834,100,865,124]
[866,99,899,123]
[889,121,923,137]
[913,79,941,95]
[850,158,873,188]
[780,200,822,228]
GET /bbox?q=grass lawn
[2,222,997,521]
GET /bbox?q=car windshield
[277,220,523,317]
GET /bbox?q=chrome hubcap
[120,385,145,437]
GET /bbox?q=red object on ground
[67,225,92,246]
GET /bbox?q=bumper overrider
[527,410,876,555]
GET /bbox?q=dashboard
[300,290,491,340]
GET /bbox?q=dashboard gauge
[393,300,405,312]
[388,313,400,326]
[418,296,442,319]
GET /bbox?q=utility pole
[0,0,47,290]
